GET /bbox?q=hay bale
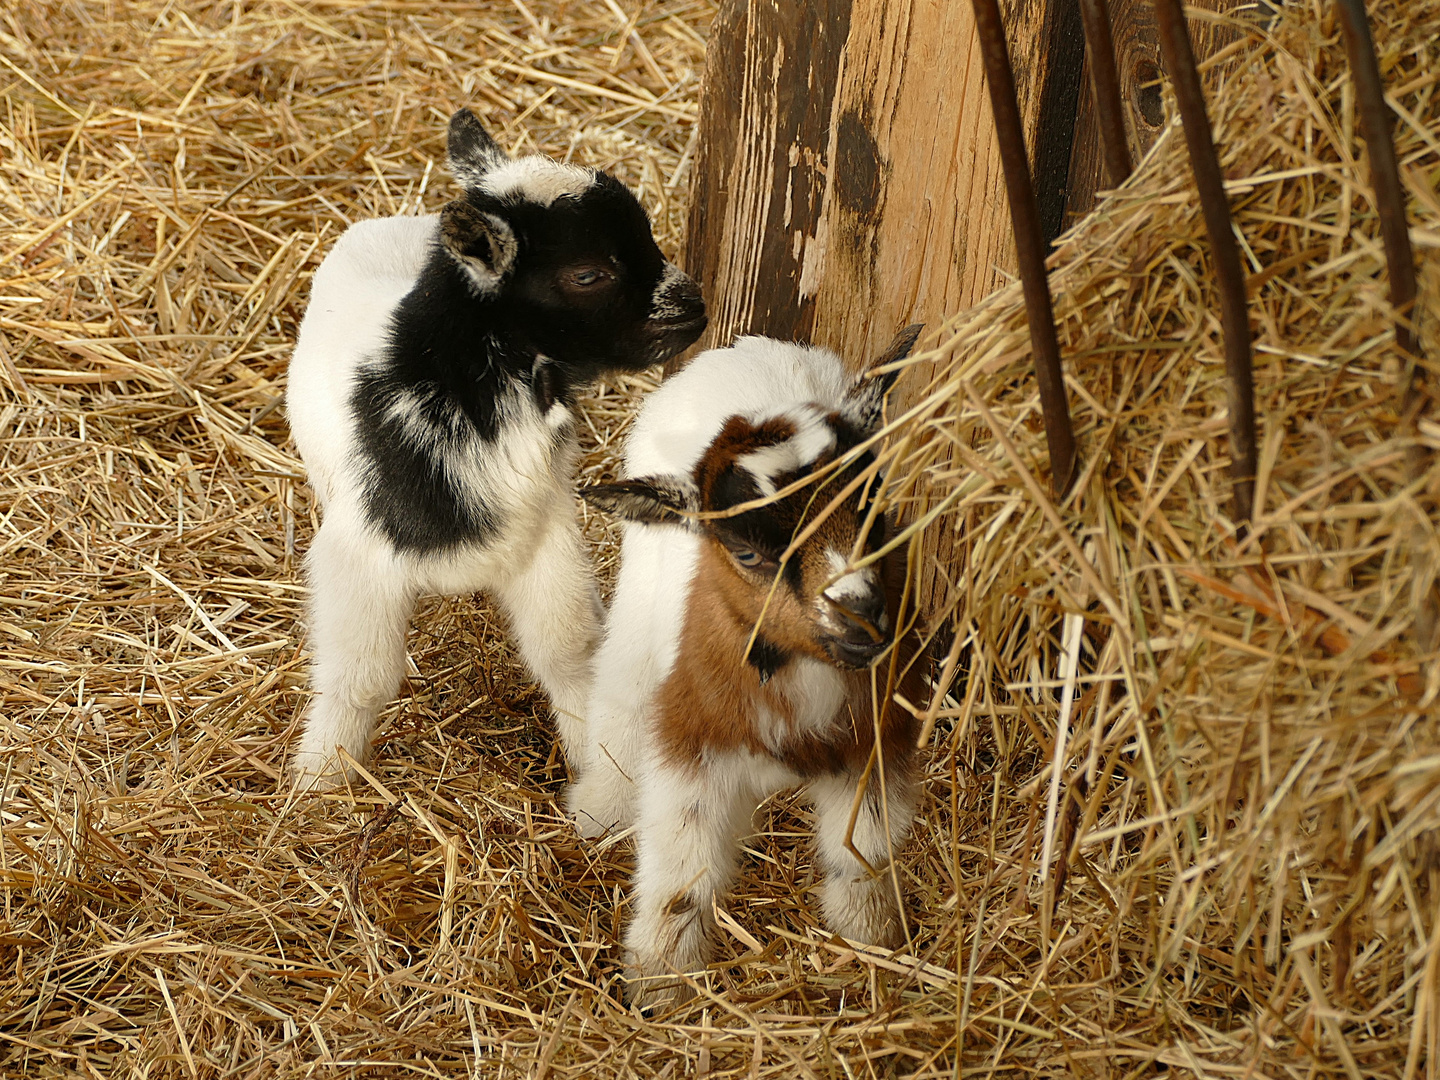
[872,0,1439,1073]
[0,0,1435,1076]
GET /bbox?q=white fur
[735,405,837,497]
[288,215,438,510]
[566,521,698,837]
[479,156,595,205]
[627,337,853,476]
[624,753,915,1004]
[624,751,796,997]
[753,657,847,756]
[822,547,879,606]
[287,215,601,787]
[809,766,916,944]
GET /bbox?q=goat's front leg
[292,520,417,789]
[625,761,750,1009]
[567,526,689,838]
[491,500,602,772]
[809,761,918,948]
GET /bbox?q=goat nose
[825,590,888,644]
[660,266,702,302]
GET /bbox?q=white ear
[447,108,508,188]
[581,477,699,528]
[440,200,517,294]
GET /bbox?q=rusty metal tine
[1078,0,1134,186]
[1336,2,1434,649]
[1153,0,1257,525]
[970,0,1078,497]
[1335,0,1419,364]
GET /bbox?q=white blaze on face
[479,156,596,205]
[821,547,878,610]
[735,406,837,498]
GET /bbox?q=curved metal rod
[1153,0,1257,525]
[1078,0,1135,187]
[970,0,1078,496]
[1334,0,1420,366]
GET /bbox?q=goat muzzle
[820,595,891,668]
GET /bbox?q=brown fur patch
[696,414,799,495]
[656,542,921,781]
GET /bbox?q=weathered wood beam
[683,0,1081,364]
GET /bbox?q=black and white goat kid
[286,109,706,787]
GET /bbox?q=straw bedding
[0,0,1435,1076]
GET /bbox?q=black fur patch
[532,358,567,414]
[747,634,790,685]
[350,255,550,553]
[447,108,507,180]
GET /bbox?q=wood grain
[683,0,853,350]
[1066,0,1245,226]
[685,0,1086,364]
[807,0,1052,364]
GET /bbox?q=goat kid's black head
[585,326,924,670]
[438,109,707,376]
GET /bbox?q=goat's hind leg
[809,762,918,948]
[292,521,416,789]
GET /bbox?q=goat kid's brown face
[590,408,894,670]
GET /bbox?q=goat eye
[568,268,609,287]
[732,549,764,568]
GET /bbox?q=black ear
[842,322,925,433]
[447,108,508,187]
[440,200,517,293]
[581,477,699,527]
[875,322,925,372]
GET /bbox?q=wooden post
[684,0,1091,612]
[684,0,1086,364]
[684,0,1246,611]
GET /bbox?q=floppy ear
[440,200,517,293]
[841,322,925,433]
[447,108,508,188]
[581,477,699,528]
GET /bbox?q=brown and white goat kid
[574,330,923,1005]
[285,109,705,788]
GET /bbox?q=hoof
[623,956,698,1013]
[822,881,905,951]
[288,751,354,793]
